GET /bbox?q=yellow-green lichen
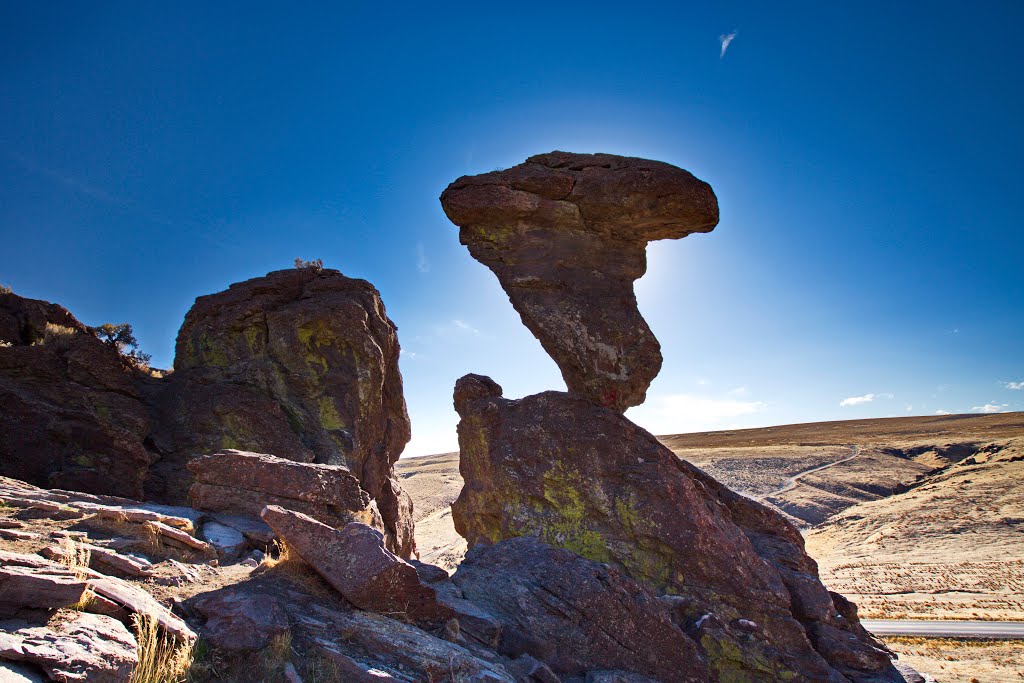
[537,463,611,563]
[318,397,346,431]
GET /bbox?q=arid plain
[398,411,1024,681]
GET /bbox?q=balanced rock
[0,292,151,498]
[260,505,447,624]
[146,268,416,557]
[451,375,900,683]
[440,152,718,411]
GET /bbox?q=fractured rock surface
[452,536,708,681]
[0,612,138,683]
[440,152,718,411]
[451,375,901,682]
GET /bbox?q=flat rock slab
[200,522,246,560]
[0,612,137,683]
[260,506,448,624]
[0,565,87,616]
[189,450,370,508]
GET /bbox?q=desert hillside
[399,411,1024,622]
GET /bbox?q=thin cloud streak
[416,242,430,273]
[1005,381,1024,390]
[719,31,737,58]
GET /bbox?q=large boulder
[145,268,415,557]
[451,375,901,683]
[261,505,447,624]
[440,152,718,411]
[452,536,708,681]
[188,450,383,531]
[0,292,152,498]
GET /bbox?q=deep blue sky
[2,2,1021,455]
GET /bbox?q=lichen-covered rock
[451,375,901,683]
[440,152,718,411]
[146,268,415,557]
[0,292,152,498]
[452,537,708,681]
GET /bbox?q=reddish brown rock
[191,589,290,651]
[440,152,718,411]
[0,565,88,616]
[452,536,709,682]
[146,268,415,557]
[260,505,446,623]
[451,375,902,683]
[0,612,137,683]
[0,292,151,498]
[187,450,382,532]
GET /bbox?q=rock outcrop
[451,376,898,681]
[440,152,718,411]
[0,292,151,498]
[145,268,416,557]
[0,268,416,558]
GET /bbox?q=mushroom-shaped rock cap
[440,151,718,411]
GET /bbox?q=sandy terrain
[882,636,1024,682]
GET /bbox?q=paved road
[863,619,1024,638]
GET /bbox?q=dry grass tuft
[58,537,92,578]
[130,613,194,683]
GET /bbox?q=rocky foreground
[1,152,926,682]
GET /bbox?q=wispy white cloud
[628,392,767,435]
[452,319,479,335]
[719,30,737,58]
[416,242,430,273]
[1004,381,1024,390]
[934,409,952,415]
[971,403,1009,414]
[726,386,749,397]
[840,392,893,407]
